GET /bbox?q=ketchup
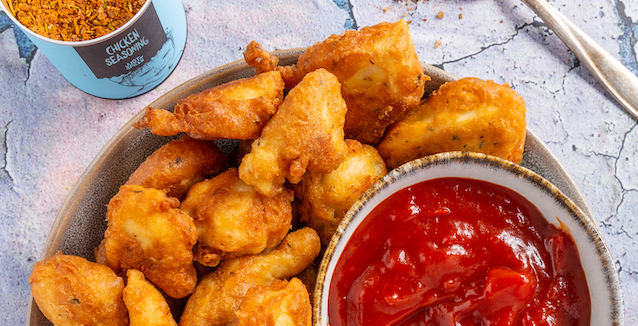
[328,178,590,326]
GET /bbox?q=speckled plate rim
[26,48,606,325]
[315,152,624,325]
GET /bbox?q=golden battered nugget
[125,134,228,200]
[134,71,285,140]
[244,40,280,74]
[180,227,321,326]
[246,20,427,144]
[234,278,312,326]
[123,269,178,326]
[29,252,129,326]
[180,168,294,267]
[377,77,527,168]
[298,139,387,245]
[105,185,198,299]
[238,69,348,197]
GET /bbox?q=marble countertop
[1,0,636,324]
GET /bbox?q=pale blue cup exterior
[0,0,186,99]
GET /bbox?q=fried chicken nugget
[123,269,178,326]
[376,77,527,168]
[246,20,427,144]
[238,68,348,197]
[29,252,128,326]
[105,185,198,299]
[180,168,294,267]
[180,227,321,326]
[133,71,285,140]
[243,40,279,74]
[233,278,311,326]
[125,134,228,200]
[298,139,387,245]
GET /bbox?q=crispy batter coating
[180,168,294,267]
[253,20,427,144]
[298,139,387,245]
[233,278,312,326]
[29,252,128,326]
[105,185,198,299]
[244,40,280,74]
[125,135,228,200]
[180,227,321,326]
[133,71,285,140]
[123,269,178,326]
[238,68,348,197]
[376,77,527,168]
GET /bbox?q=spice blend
[7,0,145,41]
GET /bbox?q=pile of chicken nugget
[28,19,527,326]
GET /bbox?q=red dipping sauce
[328,178,590,326]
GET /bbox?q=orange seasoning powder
[7,0,145,41]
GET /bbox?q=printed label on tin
[75,2,167,79]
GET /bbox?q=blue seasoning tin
[0,0,187,99]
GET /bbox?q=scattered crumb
[383,7,390,13]
[435,40,442,48]
[437,11,445,19]
[500,20,504,23]
[459,13,463,19]
[393,0,425,5]
[423,18,428,21]
[403,12,408,17]
[406,20,412,24]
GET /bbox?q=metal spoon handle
[521,0,638,120]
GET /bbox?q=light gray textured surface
[1,0,636,324]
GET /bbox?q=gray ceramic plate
[27,49,599,325]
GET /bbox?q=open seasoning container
[0,0,187,99]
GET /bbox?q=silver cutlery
[521,0,638,120]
